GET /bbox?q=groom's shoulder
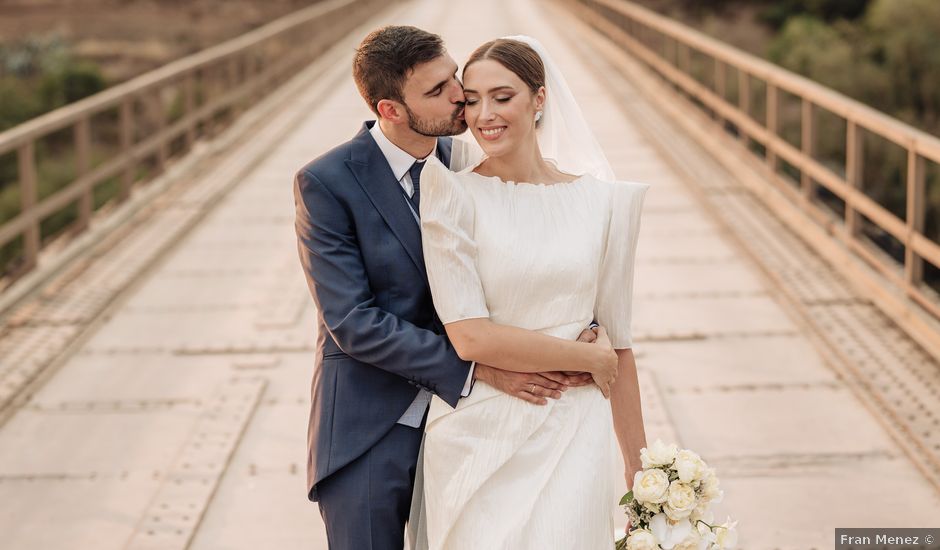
[296,139,355,185]
[295,122,374,184]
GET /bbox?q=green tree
[0,77,42,130]
[39,61,107,110]
[0,35,106,131]
[867,0,940,128]
[759,0,871,29]
[767,14,886,103]
[805,0,871,20]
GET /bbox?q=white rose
[700,468,722,503]
[664,481,697,520]
[641,439,679,469]
[672,528,704,550]
[713,518,738,549]
[625,529,658,550]
[633,468,670,504]
[674,449,706,483]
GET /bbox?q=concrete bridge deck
[0,0,938,548]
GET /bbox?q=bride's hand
[589,326,618,398]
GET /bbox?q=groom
[294,26,595,550]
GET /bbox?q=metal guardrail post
[16,142,39,273]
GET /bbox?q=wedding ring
[528,383,535,393]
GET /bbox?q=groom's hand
[541,371,594,387]
[577,327,597,343]
[474,364,567,405]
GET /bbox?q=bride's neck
[480,137,553,183]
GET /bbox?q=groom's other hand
[474,364,566,405]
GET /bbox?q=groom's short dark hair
[353,26,445,115]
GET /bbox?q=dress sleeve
[419,158,490,324]
[595,181,651,349]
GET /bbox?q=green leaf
[619,490,634,505]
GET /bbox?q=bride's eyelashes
[464,96,514,106]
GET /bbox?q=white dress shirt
[369,122,475,428]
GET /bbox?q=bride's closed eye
[465,96,513,106]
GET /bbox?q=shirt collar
[369,121,437,181]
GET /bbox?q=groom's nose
[448,79,465,104]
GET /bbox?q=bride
[409,36,650,549]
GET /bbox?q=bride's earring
[534,111,543,123]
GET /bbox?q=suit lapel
[345,122,429,280]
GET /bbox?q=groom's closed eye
[425,83,445,97]
[425,73,460,97]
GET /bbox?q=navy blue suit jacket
[294,121,472,501]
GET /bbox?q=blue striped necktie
[408,160,424,210]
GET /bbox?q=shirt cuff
[461,362,476,397]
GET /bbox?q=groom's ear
[376,99,406,124]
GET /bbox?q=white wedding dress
[407,155,650,550]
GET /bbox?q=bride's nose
[480,100,497,121]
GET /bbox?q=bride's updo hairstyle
[464,39,546,127]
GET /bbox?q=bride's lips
[479,126,507,141]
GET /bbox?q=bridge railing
[566,0,940,322]
[0,0,382,290]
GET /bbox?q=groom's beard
[404,103,467,137]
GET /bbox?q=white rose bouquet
[615,440,738,550]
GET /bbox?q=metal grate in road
[713,187,940,487]
[125,377,266,550]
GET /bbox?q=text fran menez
[840,534,921,545]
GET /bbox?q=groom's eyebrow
[462,86,514,94]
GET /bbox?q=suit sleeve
[293,167,471,407]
